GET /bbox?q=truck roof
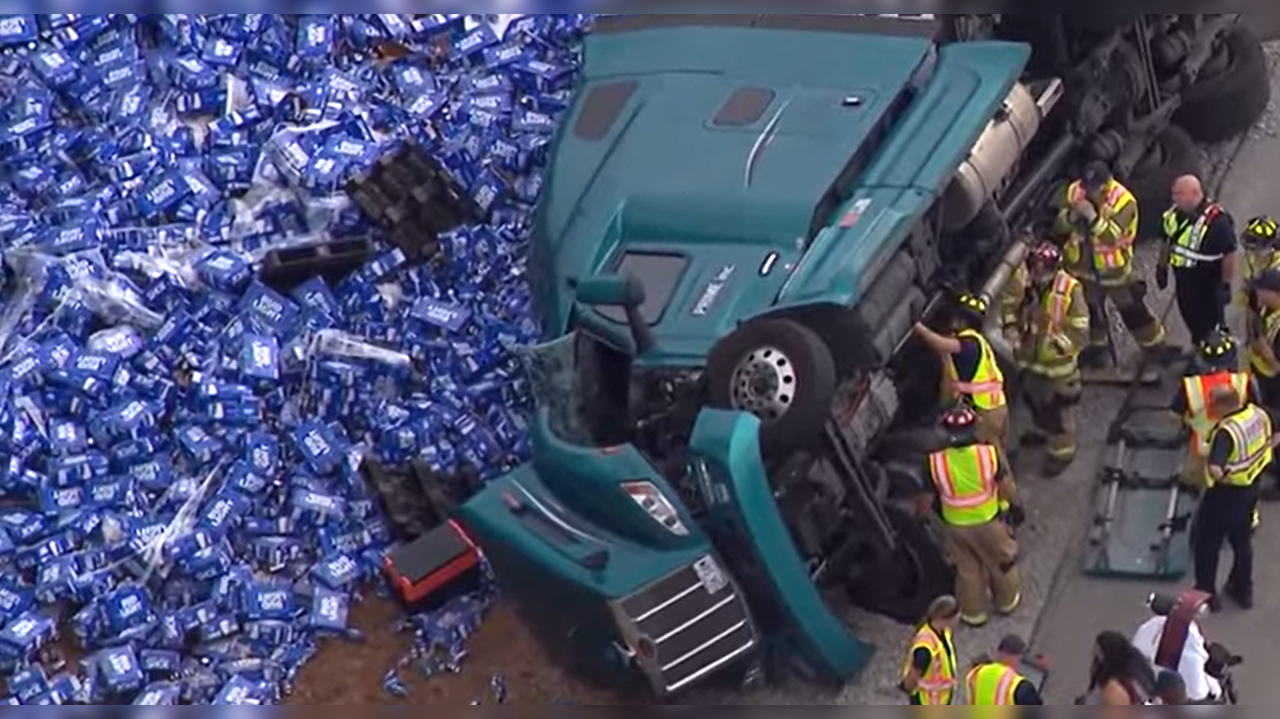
[533,17,1028,364]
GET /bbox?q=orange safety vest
[966,662,1022,704]
[902,623,957,705]
[1064,179,1138,273]
[1183,372,1252,457]
[927,444,1002,526]
[944,329,1007,411]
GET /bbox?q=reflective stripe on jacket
[1249,307,1280,378]
[1164,203,1225,268]
[966,662,1022,704]
[1213,404,1273,487]
[1183,372,1252,457]
[1062,179,1138,281]
[928,444,1002,526]
[1031,272,1087,376]
[944,329,1006,410]
[902,624,957,705]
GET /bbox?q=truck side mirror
[569,274,655,355]
[571,274,645,308]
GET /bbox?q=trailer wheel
[1173,27,1270,143]
[707,319,837,457]
[1127,125,1202,240]
[845,505,954,624]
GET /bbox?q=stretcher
[1084,385,1201,580]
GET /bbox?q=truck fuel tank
[941,79,1064,230]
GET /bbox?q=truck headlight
[622,481,689,536]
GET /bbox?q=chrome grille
[617,556,756,694]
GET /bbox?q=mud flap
[1084,409,1200,579]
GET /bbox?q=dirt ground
[288,597,627,705]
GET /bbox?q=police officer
[1157,175,1238,346]
[1055,161,1166,362]
[921,406,1024,627]
[1172,329,1257,490]
[900,595,961,705]
[1194,383,1274,610]
[999,241,1090,474]
[913,292,1009,449]
[966,634,1044,704]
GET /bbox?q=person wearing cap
[900,595,960,705]
[913,292,1010,450]
[1054,160,1166,363]
[1193,382,1274,610]
[919,405,1024,627]
[999,241,1089,474]
[1158,174,1238,346]
[965,634,1043,704]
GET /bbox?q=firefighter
[912,292,1009,449]
[1157,174,1238,346]
[1055,160,1166,363]
[1238,216,1279,313]
[919,405,1024,628]
[999,241,1090,474]
[1246,268,1280,408]
[1193,383,1274,610]
[900,595,960,705]
[1172,329,1257,492]
[966,634,1044,704]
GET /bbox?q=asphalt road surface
[1031,45,1280,705]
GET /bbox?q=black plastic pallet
[259,237,378,291]
[346,142,482,262]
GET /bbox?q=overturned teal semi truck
[454,14,1269,698]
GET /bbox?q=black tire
[1173,26,1271,143]
[1126,124,1202,240]
[707,319,837,457]
[845,505,954,624]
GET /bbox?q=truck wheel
[1127,125,1201,240]
[845,505,954,624]
[1173,27,1270,143]
[707,319,837,457]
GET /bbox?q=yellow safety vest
[1063,179,1138,275]
[1164,203,1225,269]
[1249,307,1280,378]
[1184,372,1253,457]
[902,624,957,705]
[927,444,1002,526]
[966,662,1025,704]
[1212,404,1273,487]
[944,329,1007,411]
[1032,272,1085,375]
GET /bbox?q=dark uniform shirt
[1169,202,1236,284]
[954,336,981,381]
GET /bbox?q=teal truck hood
[532,24,1029,366]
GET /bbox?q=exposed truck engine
[453,14,1269,699]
